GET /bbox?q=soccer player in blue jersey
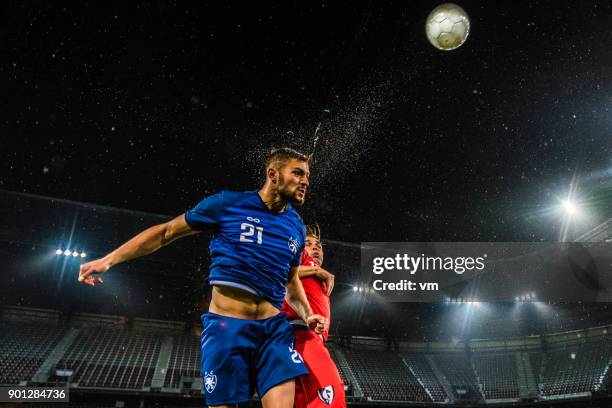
[78,147,327,408]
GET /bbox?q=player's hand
[306,314,327,335]
[78,257,112,286]
[315,268,335,296]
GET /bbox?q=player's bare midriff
[209,285,279,320]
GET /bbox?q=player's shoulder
[286,206,304,222]
[286,206,306,235]
[217,189,256,204]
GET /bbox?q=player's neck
[258,186,288,213]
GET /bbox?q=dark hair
[305,224,321,242]
[265,147,309,170]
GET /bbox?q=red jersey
[281,251,331,341]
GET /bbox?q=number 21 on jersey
[240,223,263,244]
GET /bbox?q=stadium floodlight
[570,352,576,360]
[358,287,363,293]
[353,286,358,292]
[57,246,87,258]
[515,296,519,302]
[562,200,578,217]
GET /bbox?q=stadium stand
[341,348,430,402]
[540,341,612,397]
[327,345,354,393]
[163,333,201,389]
[2,306,612,407]
[56,326,161,389]
[402,353,448,402]
[0,320,66,385]
[430,353,483,401]
[530,351,543,384]
[472,352,520,399]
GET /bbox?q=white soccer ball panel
[426,21,442,39]
[451,21,467,38]
[425,3,470,51]
[438,17,454,34]
[432,11,447,23]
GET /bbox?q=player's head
[305,224,323,265]
[265,147,310,205]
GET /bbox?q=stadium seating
[57,326,161,389]
[540,342,612,396]
[529,351,543,384]
[0,321,66,385]
[341,348,430,402]
[2,312,612,405]
[401,353,447,402]
[327,345,353,392]
[163,333,201,388]
[431,353,482,400]
[472,353,519,399]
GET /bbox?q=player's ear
[267,167,278,184]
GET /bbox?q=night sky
[3,1,612,243]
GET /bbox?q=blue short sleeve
[184,192,224,230]
[289,249,302,267]
[289,225,306,267]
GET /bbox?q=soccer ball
[425,3,470,51]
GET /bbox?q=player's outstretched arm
[285,266,327,334]
[78,214,199,286]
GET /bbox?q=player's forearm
[297,265,318,279]
[285,277,313,322]
[105,223,169,266]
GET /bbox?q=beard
[278,173,304,205]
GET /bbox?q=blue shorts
[200,312,308,405]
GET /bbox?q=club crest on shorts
[317,385,334,405]
[204,371,217,393]
[288,236,299,254]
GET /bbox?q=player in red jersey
[281,225,346,408]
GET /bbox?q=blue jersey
[184,190,306,309]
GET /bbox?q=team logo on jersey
[246,216,260,223]
[317,385,335,405]
[288,236,299,254]
[204,371,217,393]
